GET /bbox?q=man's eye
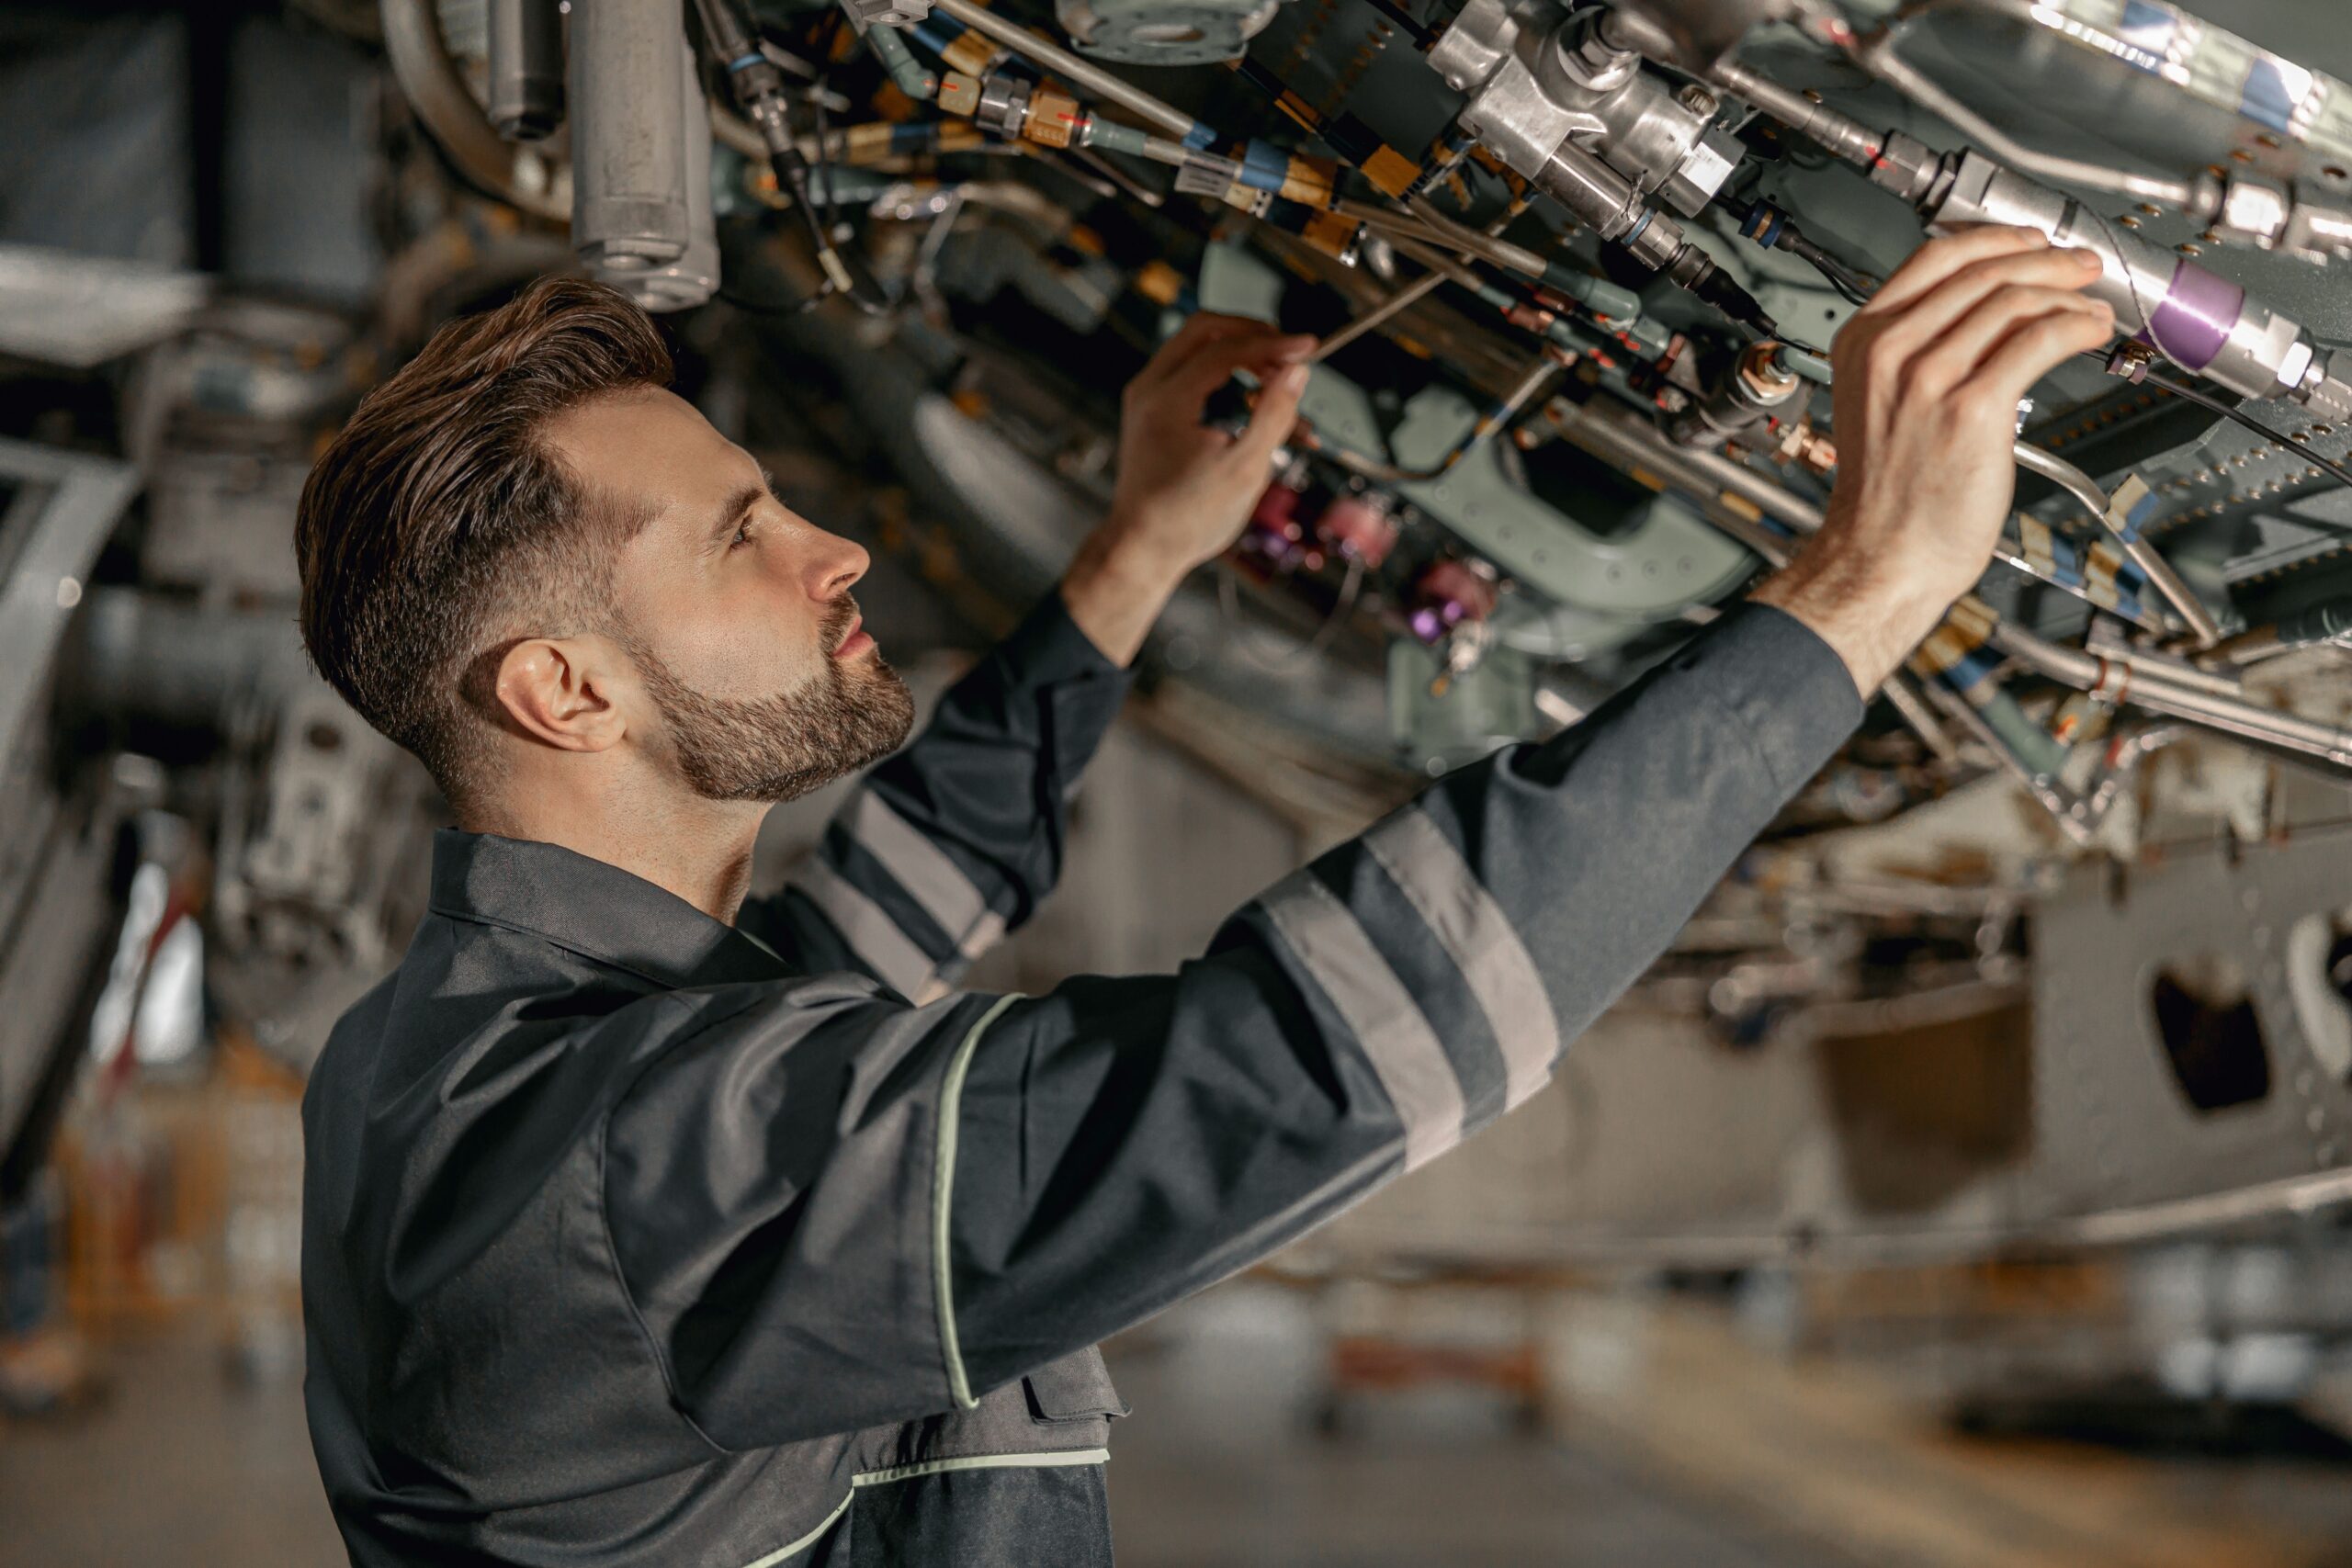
[730,518,755,550]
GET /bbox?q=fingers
[1850,245,2104,374]
[1969,300,2121,409]
[1159,330,1316,410]
[1235,362,1309,468]
[1133,312,1285,389]
[1862,224,2049,316]
[1906,287,2113,395]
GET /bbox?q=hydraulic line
[928,0,1214,145]
[1842,20,2201,209]
[2011,445,2222,646]
[695,0,872,302]
[1989,619,2352,773]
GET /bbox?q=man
[296,227,2111,1565]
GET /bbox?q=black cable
[2140,367,2352,491]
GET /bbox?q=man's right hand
[1753,225,2117,694]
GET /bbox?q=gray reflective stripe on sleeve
[736,1449,1108,1568]
[1362,807,1559,1111]
[792,859,937,1000]
[842,791,1003,957]
[934,992,1022,1411]
[1257,872,1465,1170]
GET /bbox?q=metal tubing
[570,0,690,275]
[1847,24,2199,209]
[1991,621,2352,770]
[380,0,569,220]
[621,48,721,312]
[928,0,1207,143]
[2012,442,2221,645]
[1309,269,1450,364]
[487,0,566,141]
[1337,199,1551,283]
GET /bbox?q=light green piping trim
[737,1490,855,1568]
[934,993,1022,1410]
[854,1446,1111,1489]
[734,1448,1108,1568]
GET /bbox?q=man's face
[544,387,913,802]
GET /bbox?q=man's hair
[295,276,672,806]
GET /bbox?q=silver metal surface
[380,0,570,222]
[1056,0,1282,65]
[1432,0,1736,216]
[568,0,690,277]
[486,0,565,141]
[1993,620,2352,771]
[1927,151,2317,403]
[2012,442,2222,644]
[931,0,1204,141]
[0,442,139,773]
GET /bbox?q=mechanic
[293,224,2112,1566]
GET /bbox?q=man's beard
[624,600,915,804]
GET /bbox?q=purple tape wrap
[2142,260,2243,372]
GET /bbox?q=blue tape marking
[728,52,765,73]
[2114,0,2177,73]
[1238,141,1288,193]
[909,21,954,54]
[1182,122,1217,151]
[1622,208,1653,246]
[2242,57,2300,135]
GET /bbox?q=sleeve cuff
[988,588,1136,691]
[1665,602,1866,795]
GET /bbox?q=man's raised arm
[739,312,1319,999]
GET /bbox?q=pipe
[2011,443,2221,646]
[486,0,566,141]
[928,0,1210,145]
[1309,269,1450,364]
[1337,199,1550,283]
[570,0,691,276]
[1990,621,2352,771]
[380,0,569,222]
[1845,21,2200,209]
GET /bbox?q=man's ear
[492,637,628,753]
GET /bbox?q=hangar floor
[9,1279,2352,1568]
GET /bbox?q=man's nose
[803,527,869,602]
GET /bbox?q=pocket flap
[1022,1345,1129,1422]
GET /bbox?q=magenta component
[1408,558,1498,644]
[1241,481,1308,568]
[1315,494,1399,568]
[2142,259,2244,373]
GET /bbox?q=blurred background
[8,2,2352,1564]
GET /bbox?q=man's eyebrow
[706,474,775,546]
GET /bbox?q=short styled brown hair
[296,276,672,804]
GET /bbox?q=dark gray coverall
[300,591,1860,1565]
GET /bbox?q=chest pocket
[1022,1345,1128,1425]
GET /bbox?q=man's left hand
[1102,312,1315,576]
[1059,313,1314,665]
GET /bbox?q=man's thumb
[1238,363,1308,462]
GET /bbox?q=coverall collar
[426,828,792,990]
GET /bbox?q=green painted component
[1541,264,1642,322]
[1199,240,1751,637]
[1977,686,2069,781]
[865,21,938,101]
[1088,119,1151,156]
[1389,384,1755,619]
[1387,638,1537,769]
